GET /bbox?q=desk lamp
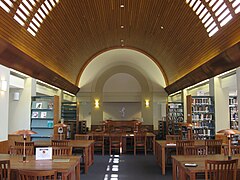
[217,129,240,160]
[13,129,37,162]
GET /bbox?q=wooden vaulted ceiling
[0,0,240,94]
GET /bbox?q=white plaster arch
[79,48,166,93]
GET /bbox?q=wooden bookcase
[166,102,184,135]
[61,101,79,139]
[229,96,238,130]
[30,95,59,141]
[187,95,215,140]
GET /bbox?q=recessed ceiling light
[120,4,124,8]
[160,26,164,29]
[120,39,124,42]
[121,25,124,29]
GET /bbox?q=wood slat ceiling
[0,0,240,94]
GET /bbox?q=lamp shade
[54,123,68,128]
[13,129,37,136]
[217,129,240,136]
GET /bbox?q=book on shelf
[32,111,39,118]
[40,112,47,118]
[36,102,43,109]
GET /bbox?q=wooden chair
[75,134,90,140]
[109,133,123,155]
[92,132,105,155]
[184,145,207,155]
[15,141,34,147]
[0,160,10,180]
[205,159,238,180]
[224,145,240,156]
[166,135,181,143]
[51,140,70,147]
[9,146,34,156]
[205,139,222,155]
[18,170,57,180]
[52,146,72,156]
[166,135,181,164]
[134,131,147,155]
[176,140,194,155]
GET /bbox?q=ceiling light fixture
[120,4,124,8]
[121,25,124,28]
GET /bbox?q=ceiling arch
[79,48,166,93]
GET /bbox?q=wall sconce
[0,80,8,91]
[145,99,150,108]
[95,99,100,108]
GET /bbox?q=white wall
[0,65,10,140]
[8,77,33,133]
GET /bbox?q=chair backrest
[176,140,194,155]
[205,139,222,155]
[92,132,104,144]
[109,133,123,144]
[224,145,240,156]
[15,141,34,147]
[75,134,90,140]
[52,146,72,156]
[205,159,238,180]
[18,170,57,180]
[0,160,10,180]
[51,140,70,147]
[166,135,181,143]
[9,146,34,156]
[184,145,207,155]
[134,131,146,145]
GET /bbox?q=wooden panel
[0,140,8,153]
[0,0,239,90]
[165,42,240,95]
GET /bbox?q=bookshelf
[30,96,59,141]
[61,102,79,139]
[229,96,238,130]
[166,102,184,135]
[158,117,166,140]
[187,95,215,140]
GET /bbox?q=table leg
[161,146,165,175]
[84,147,89,174]
[75,160,81,180]
[172,158,176,180]
[153,136,156,155]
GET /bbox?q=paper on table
[36,147,52,160]
[166,143,176,146]
[53,159,70,162]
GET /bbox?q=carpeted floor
[81,154,172,180]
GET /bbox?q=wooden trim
[165,42,240,95]
[0,140,9,153]
[0,38,79,94]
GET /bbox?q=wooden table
[155,140,226,175]
[172,154,240,180]
[0,154,80,180]
[34,140,94,174]
[90,132,156,154]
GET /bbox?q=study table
[90,132,156,154]
[0,154,80,180]
[171,154,240,180]
[34,140,94,174]
[155,140,226,175]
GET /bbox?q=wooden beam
[165,42,240,95]
[0,38,79,94]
